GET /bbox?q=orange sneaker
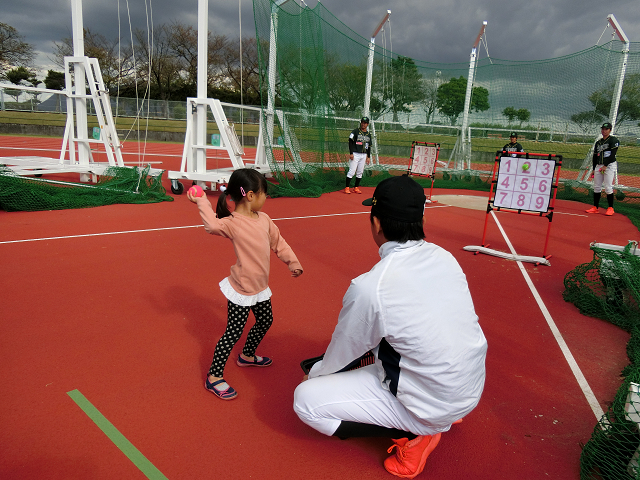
[384,433,441,479]
[605,207,614,216]
[353,187,362,194]
[344,187,351,194]
[585,206,599,214]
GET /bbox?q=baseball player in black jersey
[586,122,619,216]
[502,132,523,157]
[345,117,372,194]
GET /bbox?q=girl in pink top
[188,169,303,400]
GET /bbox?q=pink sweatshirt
[195,196,303,296]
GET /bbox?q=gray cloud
[3,0,639,73]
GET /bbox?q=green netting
[0,165,173,212]
[252,0,640,221]
[564,243,640,479]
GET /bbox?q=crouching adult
[294,175,488,478]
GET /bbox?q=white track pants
[347,152,367,179]
[293,364,441,437]
[593,162,617,195]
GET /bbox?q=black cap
[362,175,426,223]
[509,132,517,138]
[360,117,370,124]
[601,122,613,130]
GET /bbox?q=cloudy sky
[4,0,640,74]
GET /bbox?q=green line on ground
[67,389,168,480]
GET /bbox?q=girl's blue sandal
[205,378,238,400]
[236,354,273,367]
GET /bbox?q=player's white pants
[347,152,367,179]
[593,161,617,195]
[293,364,442,437]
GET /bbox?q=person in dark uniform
[586,122,619,216]
[502,132,523,157]
[345,117,372,194]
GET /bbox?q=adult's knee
[293,381,313,420]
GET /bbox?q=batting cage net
[0,165,173,212]
[564,242,640,479]
[252,0,640,229]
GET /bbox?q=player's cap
[509,132,517,138]
[360,117,370,124]
[362,175,426,223]
[601,122,613,130]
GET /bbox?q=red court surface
[1,135,638,479]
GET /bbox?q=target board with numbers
[408,141,440,201]
[492,156,558,213]
[409,143,439,177]
[477,152,563,261]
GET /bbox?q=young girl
[187,168,303,400]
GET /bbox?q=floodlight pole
[363,10,390,119]
[459,21,487,170]
[606,14,629,133]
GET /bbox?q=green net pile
[564,243,640,479]
[0,165,173,212]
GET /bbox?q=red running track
[0,135,637,479]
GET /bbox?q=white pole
[363,10,390,118]
[460,21,486,170]
[196,0,208,174]
[71,0,90,166]
[266,0,291,148]
[606,14,629,132]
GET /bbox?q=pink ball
[188,185,204,197]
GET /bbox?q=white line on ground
[490,210,605,421]
[0,211,371,244]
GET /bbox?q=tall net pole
[459,21,487,171]
[606,14,629,132]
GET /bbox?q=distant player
[294,175,487,479]
[345,117,372,194]
[586,122,619,216]
[502,132,523,157]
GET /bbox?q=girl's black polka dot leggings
[208,299,274,377]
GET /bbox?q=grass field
[1,110,638,165]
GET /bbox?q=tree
[386,55,424,123]
[419,72,441,124]
[0,23,34,76]
[5,66,39,105]
[44,70,66,112]
[516,108,530,126]
[278,44,327,113]
[6,65,35,86]
[53,29,135,94]
[436,76,490,125]
[133,25,185,103]
[219,36,263,106]
[502,106,517,126]
[44,70,65,90]
[325,62,366,114]
[571,111,604,136]
[582,73,640,127]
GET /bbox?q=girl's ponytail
[216,169,267,218]
[216,190,232,218]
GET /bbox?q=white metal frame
[167,0,270,193]
[1,0,159,181]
